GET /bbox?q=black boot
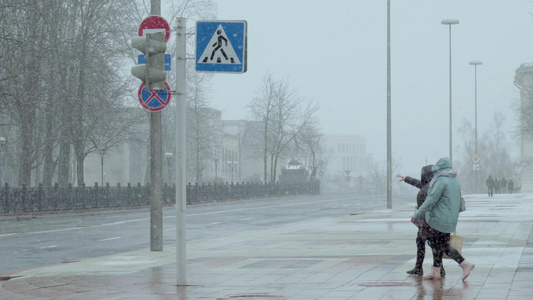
[440,266,446,277]
[407,247,425,276]
[406,266,423,276]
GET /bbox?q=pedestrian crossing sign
[196,21,247,73]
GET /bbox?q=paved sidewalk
[1,193,533,299]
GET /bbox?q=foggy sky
[207,0,532,176]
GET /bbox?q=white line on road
[98,237,121,242]
[39,245,57,249]
[0,233,18,237]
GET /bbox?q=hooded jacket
[413,157,461,233]
[404,164,434,209]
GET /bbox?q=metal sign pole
[149,0,163,252]
[176,17,187,286]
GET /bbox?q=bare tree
[249,73,319,183]
[294,122,322,179]
[186,72,220,183]
[249,73,276,182]
[456,112,516,193]
[0,0,218,187]
[0,0,139,186]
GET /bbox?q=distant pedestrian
[397,165,445,277]
[508,179,514,194]
[486,176,494,197]
[494,178,501,194]
[501,178,507,193]
[412,157,475,281]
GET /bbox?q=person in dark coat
[397,165,445,277]
[508,179,514,194]
[486,175,494,197]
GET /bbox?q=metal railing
[0,180,320,214]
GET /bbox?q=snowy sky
[198,0,532,176]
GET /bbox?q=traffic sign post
[132,11,171,254]
[138,82,171,112]
[196,20,247,73]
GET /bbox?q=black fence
[0,180,320,214]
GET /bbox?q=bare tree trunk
[263,122,269,183]
[57,137,70,186]
[18,1,41,186]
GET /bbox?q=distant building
[514,63,533,192]
[220,120,244,183]
[322,134,373,178]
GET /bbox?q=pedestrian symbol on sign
[198,25,241,65]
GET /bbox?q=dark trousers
[426,227,464,267]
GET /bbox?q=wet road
[0,193,411,274]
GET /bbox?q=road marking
[0,233,18,237]
[38,245,57,249]
[98,237,121,242]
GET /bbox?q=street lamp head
[441,19,459,25]
[469,61,482,66]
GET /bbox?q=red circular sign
[138,82,171,112]
[138,16,170,42]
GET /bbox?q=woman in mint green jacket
[412,157,475,281]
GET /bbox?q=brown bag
[444,233,464,259]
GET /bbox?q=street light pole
[386,0,392,209]
[441,19,459,165]
[175,16,187,286]
[470,61,482,192]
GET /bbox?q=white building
[514,63,533,192]
[322,134,373,178]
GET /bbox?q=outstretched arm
[397,174,423,189]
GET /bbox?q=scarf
[429,168,457,189]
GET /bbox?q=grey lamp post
[441,19,459,165]
[470,61,482,192]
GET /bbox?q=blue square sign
[196,21,247,73]
[138,54,171,71]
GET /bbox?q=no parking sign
[138,82,171,112]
